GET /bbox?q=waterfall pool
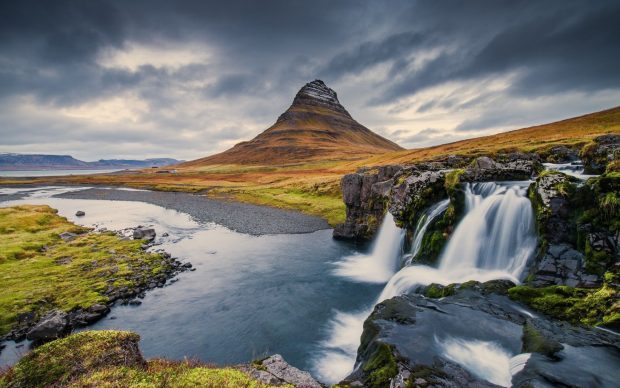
[0,187,382,375]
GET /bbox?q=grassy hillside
[1,106,618,224]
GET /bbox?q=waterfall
[407,199,450,263]
[332,213,404,283]
[379,182,536,301]
[316,181,538,384]
[543,161,595,180]
[439,183,536,275]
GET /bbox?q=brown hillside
[183,80,403,166]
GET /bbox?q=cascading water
[380,182,537,300]
[332,212,404,283]
[406,199,450,264]
[315,181,539,384]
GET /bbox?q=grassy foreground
[0,205,171,337]
[0,330,281,388]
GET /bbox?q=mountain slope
[185,80,403,166]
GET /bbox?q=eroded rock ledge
[343,281,620,388]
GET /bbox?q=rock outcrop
[333,165,402,239]
[26,310,68,341]
[580,134,620,174]
[244,354,322,387]
[344,282,620,387]
[334,156,540,240]
[528,170,619,287]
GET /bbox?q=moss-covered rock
[521,322,563,357]
[508,281,620,328]
[362,343,398,388]
[2,330,144,387]
[580,134,620,174]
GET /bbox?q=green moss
[606,160,620,173]
[1,331,279,388]
[363,343,398,388]
[508,283,619,327]
[0,206,171,337]
[521,322,563,357]
[584,240,613,275]
[424,283,456,299]
[4,331,143,387]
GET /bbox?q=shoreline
[0,185,332,235]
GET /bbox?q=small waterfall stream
[316,181,538,385]
[332,213,404,283]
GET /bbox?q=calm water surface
[0,187,380,379]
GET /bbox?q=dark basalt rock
[26,310,68,341]
[581,134,620,174]
[334,165,402,240]
[133,227,156,241]
[461,156,539,182]
[346,283,620,387]
[334,155,539,240]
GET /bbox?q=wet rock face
[346,284,620,387]
[581,134,620,174]
[334,156,539,240]
[334,165,402,240]
[243,354,322,388]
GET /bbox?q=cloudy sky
[1,0,619,160]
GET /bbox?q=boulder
[245,354,322,388]
[75,210,85,217]
[26,310,68,341]
[462,156,538,181]
[133,227,156,241]
[59,232,77,241]
[581,134,620,174]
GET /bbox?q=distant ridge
[0,153,182,170]
[185,80,403,166]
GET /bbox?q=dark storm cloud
[0,0,619,158]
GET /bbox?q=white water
[332,213,404,283]
[543,162,596,180]
[437,336,513,386]
[380,182,536,300]
[409,199,450,260]
[317,181,538,384]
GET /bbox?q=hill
[1,106,618,225]
[183,80,403,166]
[0,154,183,170]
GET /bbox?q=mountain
[0,154,183,170]
[185,80,403,166]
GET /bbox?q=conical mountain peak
[278,80,351,122]
[187,80,403,165]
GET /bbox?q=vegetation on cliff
[0,205,175,338]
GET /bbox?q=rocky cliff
[334,140,620,387]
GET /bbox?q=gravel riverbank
[25,187,332,235]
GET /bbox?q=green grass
[226,187,346,226]
[0,205,170,337]
[1,330,281,388]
